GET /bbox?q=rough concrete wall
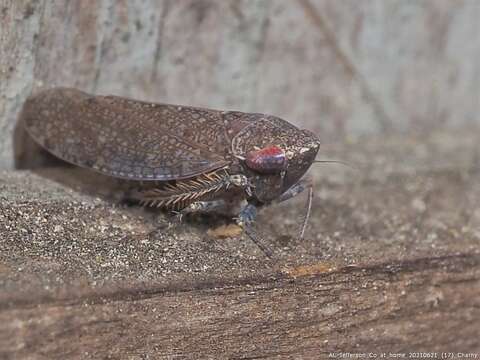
[1,0,480,169]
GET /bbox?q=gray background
[1,0,480,169]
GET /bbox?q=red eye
[245,145,287,174]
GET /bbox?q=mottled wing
[23,88,231,180]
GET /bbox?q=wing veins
[98,98,227,162]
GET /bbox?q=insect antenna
[297,160,356,238]
[313,159,358,170]
[299,185,313,240]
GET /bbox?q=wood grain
[1,130,479,358]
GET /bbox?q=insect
[23,88,321,255]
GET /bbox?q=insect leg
[275,177,314,240]
[235,203,273,258]
[276,177,312,203]
[174,200,227,221]
[227,174,254,197]
[235,203,257,227]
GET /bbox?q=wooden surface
[2,0,480,357]
[1,129,479,358]
[2,0,480,168]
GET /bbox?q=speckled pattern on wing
[23,88,231,180]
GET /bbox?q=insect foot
[235,203,257,228]
[170,210,185,224]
